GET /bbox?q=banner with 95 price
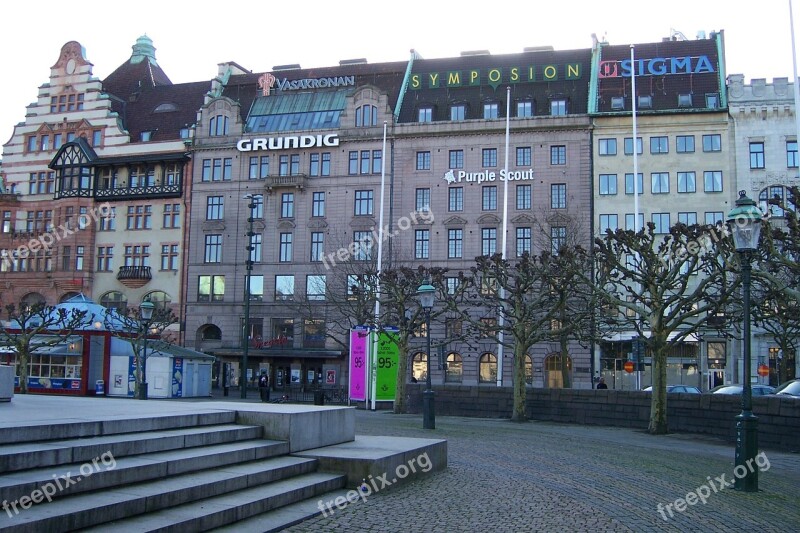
[374,330,399,401]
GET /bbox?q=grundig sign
[237,134,340,152]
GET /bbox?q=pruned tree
[0,302,92,394]
[592,222,738,434]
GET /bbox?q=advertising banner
[349,327,369,401]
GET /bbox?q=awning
[212,349,343,360]
[602,331,700,343]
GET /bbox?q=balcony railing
[265,174,307,192]
[117,266,152,281]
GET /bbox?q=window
[354,190,374,215]
[359,150,370,174]
[677,172,696,193]
[449,150,464,169]
[516,184,532,210]
[625,213,645,231]
[706,93,719,108]
[123,245,150,267]
[198,275,225,302]
[650,136,668,154]
[678,94,693,107]
[450,104,466,121]
[372,150,382,174]
[353,231,373,260]
[638,95,653,109]
[418,107,433,122]
[704,171,723,192]
[2,211,12,234]
[280,193,295,218]
[611,97,625,110]
[163,204,180,228]
[416,151,431,170]
[161,244,178,270]
[126,205,152,229]
[749,142,765,169]
[483,103,499,119]
[481,228,497,256]
[304,319,326,348]
[551,226,566,254]
[100,291,127,313]
[625,173,644,195]
[651,173,669,194]
[448,229,463,258]
[28,172,54,194]
[204,235,222,263]
[446,353,463,383]
[516,147,532,166]
[517,100,533,118]
[479,353,497,383]
[482,148,498,167]
[201,158,232,181]
[482,186,497,210]
[705,212,724,226]
[678,212,697,226]
[97,246,113,272]
[702,134,721,152]
[599,214,618,234]
[209,115,229,136]
[348,151,358,175]
[624,137,643,155]
[249,194,264,219]
[449,187,463,212]
[129,165,155,188]
[551,184,566,209]
[652,213,670,234]
[759,186,792,218]
[415,188,431,212]
[599,138,617,156]
[311,192,325,217]
[306,275,326,301]
[787,141,798,168]
[446,277,460,295]
[599,174,617,195]
[550,146,566,165]
[248,275,264,301]
[480,276,498,296]
[415,229,430,259]
[279,155,289,176]
[356,104,377,127]
[206,196,224,220]
[61,246,71,271]
[99,208,116,231]
[249,233,262,263]
[275,275,295,300]
[676,135,695,153]
[516,227,531,256]
[550,99,567,116]
[279,233,293,262]
[310,232,324,262]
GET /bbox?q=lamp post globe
[417,282,436,430]
[726,190,763,492]
[138,300,155,400]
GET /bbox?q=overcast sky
[2,0,799,147]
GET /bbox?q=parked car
[772,379,800,398]
[709,384,775,396]
[641,385,702,394]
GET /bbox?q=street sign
[624,361,635,373]
[757,364,769,377]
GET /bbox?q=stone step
[0,456,329,533]
[0,438,289,504]
[0,410,237,445]
[80,472,348,533]
[0,423,263,473]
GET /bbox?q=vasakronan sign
[599,55,716,78]
[443,168,534,184]
[237,133,340,152]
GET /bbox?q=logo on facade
[442,168,535,184]
[258,73,277,96]
[598,55,715,78]
[237,133,340,152]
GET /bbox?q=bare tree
[0,302,91,394]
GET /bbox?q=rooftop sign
[411,64,582,90]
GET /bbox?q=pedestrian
[596,377,608,390]
[258,371,270,402]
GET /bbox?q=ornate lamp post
[726,190,763,492]
[242,194,257,399]
[138,300,155,400]
[417,282,435,429]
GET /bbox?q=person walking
[596,377,608,390]
[258,371,270,402]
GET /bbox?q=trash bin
[95,380,105,395]
[314,389,325,406]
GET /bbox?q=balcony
[265,174,307,193]
[117,266,152,288]
[95,181,182,202]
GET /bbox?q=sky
[2,0,799,146]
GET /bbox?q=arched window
[100,291,127,313]
[445,352,463,383]
[411,352,427,382]
[544,353,573,389]
[144,290,171,311]
[21,292,46,308]
[479,353,497,383]
[355,104,377,127]
[525,354,533,385]
[209,115,229,136]
[759,186,795,218]
[59,292,80,303]
[201,324,222,341]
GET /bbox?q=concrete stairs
[0,411,347,532]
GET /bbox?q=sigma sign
[598,55,715,78]
[237,134,340,152]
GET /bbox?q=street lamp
[726,190,763,492]
[138,300,155,400]
[242,194,257,399]
[417,281,435,429]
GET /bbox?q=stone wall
[404,384,800,452]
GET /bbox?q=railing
[265,174,307,192]
[117,266,152,281]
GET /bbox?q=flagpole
[496,87,511,387]
[791,0,800,147]
[631,44,642,391]
[370,121,388,410]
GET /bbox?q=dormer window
[637,96,652,109]
[678,94,693,107]
[610,97,624,110]
[209,115,229,136]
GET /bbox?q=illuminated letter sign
[237,134,340,152]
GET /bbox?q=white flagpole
[631,44,642,391]
[370,121,388,410]
[791,1,800,149]
[496,87,511,387]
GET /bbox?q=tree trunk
[18,351,29,394]
[511,344,528,422]
[648,336,669,434]
[560,333,571,388]
[394,339,410,414]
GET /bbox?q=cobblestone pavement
[285,410,800,532]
